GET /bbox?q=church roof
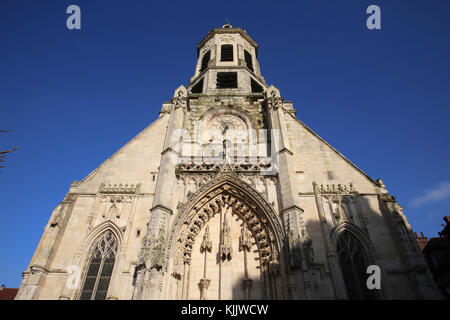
[0,287,18,300]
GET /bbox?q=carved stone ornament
[200,225,212,254]
[165,168,285,272]
[175,161,272,176]
[50,205,63,227]
[219,214,233,261]
[265,86,282,109]
[99,183,141,194]
[319,183,354,194]
[239,224,252,252]
[218,34,234,43]
[172,86,188,111]
[269,249,281,275]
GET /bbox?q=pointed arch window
[80,231,118,300]
[336,231,375,300]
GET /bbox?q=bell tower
[188,23,267,95]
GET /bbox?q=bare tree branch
[0,130,18,173]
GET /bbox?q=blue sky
[1,0,449,287]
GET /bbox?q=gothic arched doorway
[166,173,285,300]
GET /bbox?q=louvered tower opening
[220,45,233,62]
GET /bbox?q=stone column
[199,225,212,300]
[138,86,187,300]
[218,206,233,300]
[265,86,306,299]
[380,193,442,299]
[239,224,253,300]
[312,182,347,299]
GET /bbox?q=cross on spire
[222,19,232,28]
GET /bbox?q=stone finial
[222,19,232,28]
[219,214,233,261]
[173,85,187,99]
[70,181,79,187]
[376,178,386,189]
[266,85,281,98]
[200,225,212,253]
[239,224,252,252]
[172,85,188,110]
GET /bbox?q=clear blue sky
[1,0,449,288]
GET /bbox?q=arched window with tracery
[80,231,118,300]
[336,231,376,300]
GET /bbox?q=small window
[244,50,254,72]
[191,78,204,93]
[200,51,210,73]
[251,78,263,93]
[217,72,237,89]
[220,45,233,62]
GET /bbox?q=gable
[72,114,169,194]
[284,111,379,194]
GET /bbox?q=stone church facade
[16,25,441,300]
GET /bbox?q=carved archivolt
[178,191,273,264]
[166,171,285,273]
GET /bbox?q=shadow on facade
[230,275,263,300]
[300,194,438,300]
